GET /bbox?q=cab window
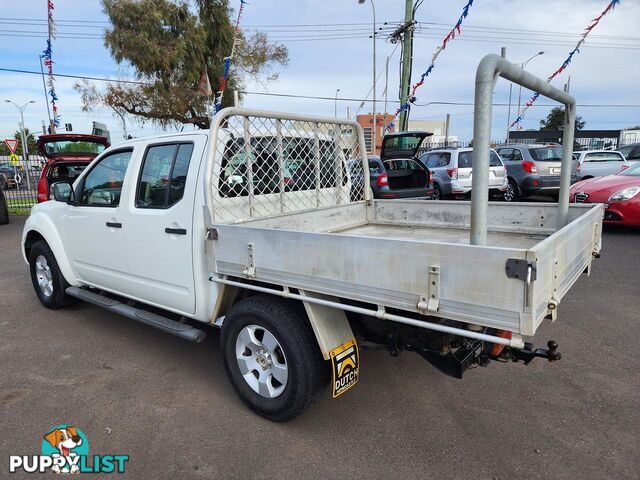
[136,143,194,208]
[78,149,133,207]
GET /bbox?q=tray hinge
[505,258,537,282]
[243,243,256,278]
[418,265,440,313]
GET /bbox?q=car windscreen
[528,147,563,161]
[42,140,106,156]
[457,151,502,168]
[620,162,640,176]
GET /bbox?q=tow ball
[509,340,562,365]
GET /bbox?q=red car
[37,134,110,202]
[569,162,640,226]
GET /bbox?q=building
[355,114,396,156]
[408,119,458,146]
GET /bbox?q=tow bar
[507,340,562,365]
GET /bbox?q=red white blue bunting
[214,0,247,112]
[385,0,475,132]
[42,0,60,128]
[510,0,620,129]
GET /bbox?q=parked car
[418,147,508,200]
[574,150,632,180]
[617,143,640,162]
[0,184,8,224]
[348,132,433,200]
[495,144,577,201]
[36,134,110,203]
[0,162,25,189]
[570,161,640,226]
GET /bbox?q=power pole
[398,0,414,132]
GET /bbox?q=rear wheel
[28,240,74,309]
[503,179,519,202]
[221,295,328,422]
[432,184,443,200]
[0,175,7,191]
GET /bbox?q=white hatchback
[575,150,634,180]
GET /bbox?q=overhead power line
[0,66,637,109]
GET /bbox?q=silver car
[419,147,508,200]
[574,150,634,180]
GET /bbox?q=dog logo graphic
[42,425,89,474]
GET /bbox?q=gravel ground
[1,216,638,479]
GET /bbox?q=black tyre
[0,187,8,225]
[432,184,443,200]
[503,179,520,202]
[28,240,74,309]
[0,175,7,191]
[221,295,328,422]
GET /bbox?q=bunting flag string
[42,0,60,128]
[385,0,475,132]
[510,0,620,129]
[214,0,247,112]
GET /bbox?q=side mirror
[51,181,75,204]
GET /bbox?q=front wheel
[221,295,328,422]
[28,240,74,309]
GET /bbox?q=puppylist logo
[8,424,129,475]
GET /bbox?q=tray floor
[333,223,545,249]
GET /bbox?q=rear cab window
[136,143,194,208]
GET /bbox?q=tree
[74,0,288,130]
[539,107,586,131]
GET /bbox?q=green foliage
[540,107,586,131]
[74,0,288,129]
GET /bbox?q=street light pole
[334,88,340,118]
[5,99,36,191]
[515,51,545,131]
[359,0,376,155]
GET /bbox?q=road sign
[9,153,19,166]
[3,139,18,154]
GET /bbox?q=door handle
[165,227,187,235]
[106,222,122,228]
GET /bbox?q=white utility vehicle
[22,56,604,421]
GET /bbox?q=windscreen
[42,140,106,156]
[620,163,640,176]
[529,147,563,161]
[381,134,424,159]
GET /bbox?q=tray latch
[243,243,256,278]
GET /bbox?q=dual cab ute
[22,56,604,421]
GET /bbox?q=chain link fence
[209,110,366,224]
[0,155,44,215]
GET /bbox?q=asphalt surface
[1,215,639,479]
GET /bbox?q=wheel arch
[213,282,355,361]
[22,214,80,285]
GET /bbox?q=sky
[0,0,638,145]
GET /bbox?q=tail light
[489,330,512,357]
[576,162,581,173]
[619,165,630,172]
[446,168,458,179]
[376,173,388,187]
[37,173,49,203]
[522,160,538,174]
[283,177,294,187]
